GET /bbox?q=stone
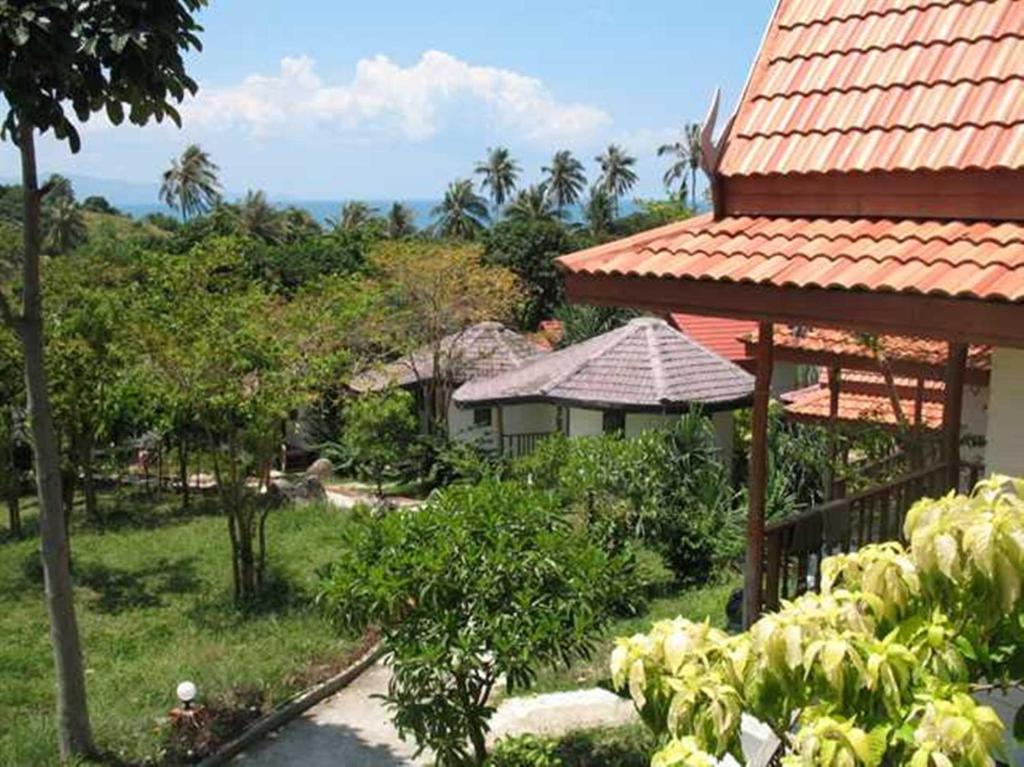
[305,458,334,481]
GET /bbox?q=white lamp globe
[176,680,197,705]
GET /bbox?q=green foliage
[483,218,578,328]
[613,476,1024,766]
[245,229,371,293]
[512,414,742,584]
[553,303,640,347]
[0,0,207,152]
[615,199,694,237]
[487,735,561,766]
[342,388,418,497]
[319,479,639,765]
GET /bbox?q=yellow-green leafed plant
[611,476,1024,766]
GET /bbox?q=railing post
[745,321,774,627]
[764,531,782,612]
[942,342,967,492]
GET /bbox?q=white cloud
[185,51,612,145]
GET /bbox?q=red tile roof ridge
[735,117,1024,143]
[749,72,1023,102]
[768,29,1022,67]
[777,0,997,31]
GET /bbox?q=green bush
[487,734,560,767]
[318,479,640,765]
[512,413,742,584]
[341,388,419,497]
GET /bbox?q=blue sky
[3,1,772,201]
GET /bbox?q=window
[473,408,493,427]
[602,410,625,434]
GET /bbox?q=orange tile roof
[559,214,1024,303]
[720,0,1024,177]
[769,326,992,370]
[668,313,757,362]
[785,387,947,430]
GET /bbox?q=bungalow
[554,0,1024,634]
[452,316,754,457]
[348,321,549,438]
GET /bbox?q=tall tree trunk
[17,125,95,760]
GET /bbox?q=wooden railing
[501,432,550,458]
[762,463,952,611]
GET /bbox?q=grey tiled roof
[453,317,755,412]
[349,322,548,393]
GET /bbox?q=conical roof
[453,317,754,412]
[350,322,548,393]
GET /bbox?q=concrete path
[235,660,775,766]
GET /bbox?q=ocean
[120,198,645,230]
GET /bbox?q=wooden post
[826,363,841,500]
[745,321,774,628]
[942,342,967,492]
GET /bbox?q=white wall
[961,384,990,465]
[447,401,498,452]
[712,411,735,459]
[568,408,604,438]
[624,412,676,438]
[985,348,1024,476]
[503,403,558,435]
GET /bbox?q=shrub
[512,413,742,584]
[341,388,418,498]
[487,734,560,767]
[612,476,1024,766]
[318,479,640,765]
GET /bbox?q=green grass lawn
[0,491,361,765]
[528,576,740,695]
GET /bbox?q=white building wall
[624,412,676,438]
[961,384,990,466]
[502,403,558,435]
[568,408,604,438]
[985,348,1024,476]
[447,401,498,452]
[712,411,735,460]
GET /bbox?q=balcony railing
[501,432,550,458]
[762,461,983,611]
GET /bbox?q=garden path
[234,659,775,766]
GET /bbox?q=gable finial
[700,88,733,219]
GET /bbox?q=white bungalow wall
[984,348,1024,475]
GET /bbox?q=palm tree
[432,179,489,240]
[281,206,322,241]
[542,150,587,213]
[160,144,221,221]
[474,146,520,215]
[387,202,417,239]
[333,201,379,232]
[238,190,285,243]
[44,198,87,254]
[583,185,615,237]
[595,144,638,215]
[506,185,561,223]
[658,123,702,209]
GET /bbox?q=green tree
[43,196,87,254]
[658,123,702,209]
[583,184,615,237]
[0,2,206,757]
[160,143,221,221]
[542,149,587,213]
[320,479,637,765]
[80,195,121,216]
[432,179,490,240]
[386,202,417,239]
[614,476,1024,766]
[0,323,23,539]
[280,205,322,241]
[505,184,562,224]
[334,200,380,232]
[342,388,418,498]
[594,144,638,215]
[369,240,522,428]
[474,146,520,214]
[238,189,286,243]
[483,218,575,328]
